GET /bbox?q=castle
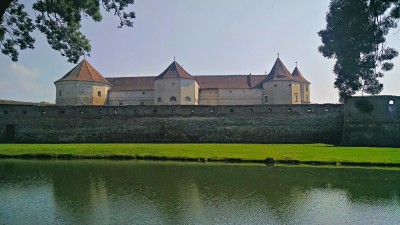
[54,58,310,106]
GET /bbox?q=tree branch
[0,0,12,23]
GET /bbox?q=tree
[318,0,400,102]
[0,0,135,63]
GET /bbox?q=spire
[292,66,310,83]
[265,57,295,82]
[54,59,110,85]
[155,60,193,79]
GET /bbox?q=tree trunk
[0,0,13,23]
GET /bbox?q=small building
[54,57,310,106]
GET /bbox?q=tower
[262,57,301,104]
[54,59,111,105]
[153,60,199,105]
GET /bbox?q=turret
[154,60,199,105]
[262,57,301,104]
[292,66,311,104]
[54,59,111,105]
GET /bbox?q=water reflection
[0,160,399,225]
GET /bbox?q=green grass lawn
[0,143,399,164]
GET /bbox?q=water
[0,160,399,225]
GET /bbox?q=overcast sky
[1,0,399,103]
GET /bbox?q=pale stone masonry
[54,58,310,106]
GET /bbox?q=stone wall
[55,81,110,106]
[0,104,343,144]
[342,96,400,147]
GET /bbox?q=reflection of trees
[1,160,400,224]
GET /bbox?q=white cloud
[0,62,53,102]
[10,62,40,79]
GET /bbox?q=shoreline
[1,153,400,168]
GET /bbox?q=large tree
[318,0,400,102]
[0,0,135,63]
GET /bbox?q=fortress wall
[0,104,343,144]
[342,96,400,147]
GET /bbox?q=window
[294,94,298,102]
[142,92,145,95]
[118,102,123,106]
[98,91,101,97]
[59,91,62,97]
[264,95,269,103]
[389,100,394,105]
[170,96,177,102]
[274,84,277,87]
[114,108,119,114]
[289,84,291,87]
[157,97,162,102]
[185,96,191,102]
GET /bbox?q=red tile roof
[265,58,297,82]
[195,75,266,89]
[106,76,155,91]
[54,59,110,85]
[106,75,267,91]
[292,67,310,84]
[155,61,193,79]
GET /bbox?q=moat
[0,160,399,225]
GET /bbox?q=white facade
[55,58,311,106]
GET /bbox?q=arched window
[185,96,191,102]
[170,96,177,102]
[157,97,162,102]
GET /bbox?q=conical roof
[292,66,310,83]
[155,61,193,79]
[54,59,110,85]
[265,58,296,82]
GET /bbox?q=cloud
[0,62,53,102]
[10,62,40,79]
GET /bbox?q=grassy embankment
[0,143,399,166]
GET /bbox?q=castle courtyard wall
[342,96,400,147]
[2,96,398,146]
[0,104,343,144]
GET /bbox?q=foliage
[0,0,135,63]
[1,143,400,164]
[318,0,400,102]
